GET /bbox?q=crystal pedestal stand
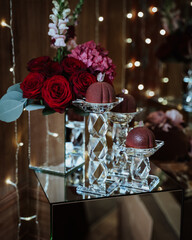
[73,98,123,196]
[121,140,164,192]
[107,108,143,178]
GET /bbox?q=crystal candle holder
[107,107,143,146]
[121,140,164,192]
[73,97,123,196]
[107,108,143,179]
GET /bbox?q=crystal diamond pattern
[88,113,108,137]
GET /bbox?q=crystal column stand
[107,109,143,178]
[121,140,164,192]
[73,98,123,196]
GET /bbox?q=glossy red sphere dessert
[85,82,116,103]
[112,92,136,113]
[126,126,156,149]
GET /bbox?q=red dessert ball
[126,126,156,149]
[112,92,136,113]
[85,82,116,103]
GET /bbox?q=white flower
[58,19,68,34]
[49,14,57,24]
[52,7,58,16]
[54,34,66,47]
[48,23,58,36]
[62,8,71,18]
[52,0,59,10]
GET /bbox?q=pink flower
[165,109,183,127]
[69,40,116,82]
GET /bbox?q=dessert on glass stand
[107,91,143,178]
[121,126,164,192]
[73,74,123,196]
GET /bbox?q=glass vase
[28,109,84,176]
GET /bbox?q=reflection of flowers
[145,109,184,132]
[69,40,116,82]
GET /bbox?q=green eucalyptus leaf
[0,99,24,122]
[7,83,23,93]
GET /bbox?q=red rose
[27,56,51,73]
[44,61,63,78]
[42,75,73,113]
[20,72,44,99]
[61,57,86,75]
[70,70,97,98]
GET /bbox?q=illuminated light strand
[95,0,99,44]
[121,0,126,89]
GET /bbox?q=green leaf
[1,91,26,102]
[7,83,23,93]
[0,99,24,122]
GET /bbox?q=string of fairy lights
[94,1,192,101]
[1,0,39,239]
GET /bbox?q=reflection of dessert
[145,109,190,162]
[111,92,136,113]
[126,126,156,149]
[85,82,115,103]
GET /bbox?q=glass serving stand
[121,140,164,192]
[107,108,143,178]
[72,97,123,196]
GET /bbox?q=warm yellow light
[158,97,164,103]
[162,77,169,83]
[162,99,168,105]
[127,13,133,19]
[160,29,166,35]
[145,38,151,44]
[134,61,141,67]
[126,62,133,68]
[191,1,192,6]
[138,84,144,90]
[18,142,24,147]
[98,16,104,22]
[5,178,11,185]
[138,11,144,18]
[152,7,158,13]
[146,90,155,97]
[126,38,132,43]
[122,89,129,94]
[1,19,10,28]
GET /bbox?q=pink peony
[69,40,116,82]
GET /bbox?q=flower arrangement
[0,0,116,122]
[156,0,192,63]
[145,109,184,132]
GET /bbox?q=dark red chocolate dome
[126,126,156,149]
[85,82,115,103]
[112,92,136,113]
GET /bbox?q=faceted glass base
[76,179,119,197]
[120,175,160,192]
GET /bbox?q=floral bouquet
[0,0,116,123]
